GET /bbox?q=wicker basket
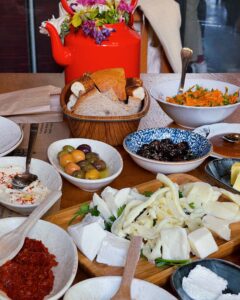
[60,82,150,146]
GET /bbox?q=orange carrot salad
[167,85,240,107]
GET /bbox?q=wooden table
[1,73,240,287]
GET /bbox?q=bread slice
[72,87,130,116]
[90,68,127,101]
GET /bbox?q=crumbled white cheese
[182,265,228,300]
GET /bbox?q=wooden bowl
[60,81,150,146]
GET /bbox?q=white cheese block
[161,227,190,260]
[188,227,218,258]
[182,265,227,300]
[202,215,231,241]
[204,201,239,220]
[96,232,130,267]
[68,221,107,261]
[80,213,105,228]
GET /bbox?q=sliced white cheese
[182,265,227,300]
[202,215,231,241]
[68,221,107,261]
[67,94,77,111]
[161,227,190,260]
[92,193,112,220]
[188,227,218,258]
[204,201,239,221]
[96,232,130,267]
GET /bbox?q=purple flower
[82,20,96,36]
[117,0,133,13]
[77,0,106,5]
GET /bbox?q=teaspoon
[178,48,193,94]
[12,123,38,189]
[222,133,240,143]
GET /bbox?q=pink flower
[117,0,133,13]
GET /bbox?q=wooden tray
[45,174,240,286]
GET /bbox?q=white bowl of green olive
[47,138,123,192]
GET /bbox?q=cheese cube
[96,232,130,267]
[68,220,107,261]
[233,172,240,192]
[231,162,240,185]
[161,227,190,260]
[188,227,218,258]
[202,215,231,241]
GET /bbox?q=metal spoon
[178,48,193,94]
[0,190,62,266]
[111,236,142,300]
[222,133,240,143]
[12,123,39,189]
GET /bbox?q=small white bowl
[0,157,62,215]
[64,276,177,300]
[0,217,78,300]
[48,138,123,192]
[150,79,240,128]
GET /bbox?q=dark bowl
[205,158,240,194]
[171,258,240,300]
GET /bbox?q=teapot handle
[61,0,74,15]
[129,0,138,28]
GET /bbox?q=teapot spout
[45,22,71,66]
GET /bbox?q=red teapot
[45,0,141,83]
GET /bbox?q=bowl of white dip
[0,157,62,215]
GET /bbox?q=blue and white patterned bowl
[123,128,212,174]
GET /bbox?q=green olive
[99,168,109,179]
[78,160,95,172]
[63,145,75,153]
[72,169,85,179]
[85,152,99,164]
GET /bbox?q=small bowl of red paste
[0,218,78,300]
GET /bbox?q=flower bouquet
[41,0,135,44]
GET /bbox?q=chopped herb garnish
[143,191,154,197]
[189,202,195,209]
[117,204,126,217]
[179,191,183,198]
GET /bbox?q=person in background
[183,0,207,72]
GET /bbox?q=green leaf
[117,204,126,217]
[89,205,100,216]
[71,13,82,28]
[68,203,90,225]
[143,191,154,197]
[155,257,191,268]
[109,215,116,222]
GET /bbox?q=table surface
[1,72,240,288]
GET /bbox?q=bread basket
[60,82,150,146]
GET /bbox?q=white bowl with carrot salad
[150,79,240,128]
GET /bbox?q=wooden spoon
[0,190,61,266]
[111,236,142,300]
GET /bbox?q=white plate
[0,117,22,156]
[194,123,240,158]
[64,276,177,300]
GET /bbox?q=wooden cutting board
[45,173,240,286]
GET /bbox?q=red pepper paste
[0,237,58,300]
